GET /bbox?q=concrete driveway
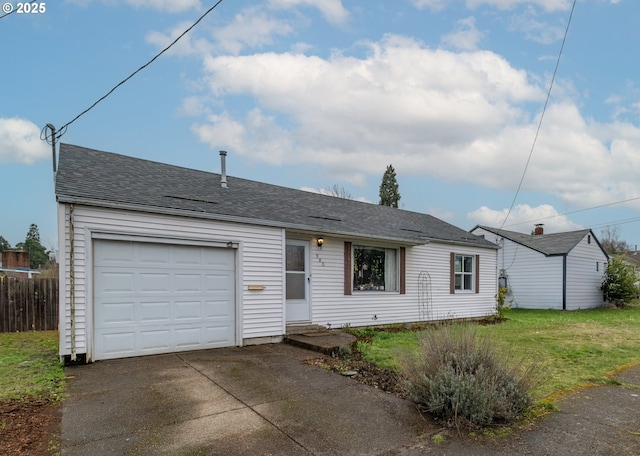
[62,343,640,455]
[61,344,426,455]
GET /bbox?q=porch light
[317,237,324,248]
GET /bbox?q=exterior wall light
[317,237,324,248]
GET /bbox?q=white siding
[59,204,284,359]
[566,234,607,310]
[309,237,497,328]
[473,228,564,310]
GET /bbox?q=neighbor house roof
[471,225,603,256]
[55,144,496,248]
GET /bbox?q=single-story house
[56,143,498,362]
[470,224,608,310]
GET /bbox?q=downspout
[562,254,567,311]
[69,204,76,361]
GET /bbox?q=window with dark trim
[450,253,480,293]
[345,242,405,294]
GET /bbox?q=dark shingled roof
[55,143,496,248]
[472,225,599,256]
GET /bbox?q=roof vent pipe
[219,151,228,188]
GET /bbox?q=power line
[54,0,225,139]
[499,0,577,230]
[504,194,640,228]
[0,1,36,20]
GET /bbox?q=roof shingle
[55,143,496,248]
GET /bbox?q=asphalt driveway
[61,343,640,455]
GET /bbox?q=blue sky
[2,0,640,254]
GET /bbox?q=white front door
[285,240,310,322]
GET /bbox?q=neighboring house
[55,143,498,362]
[0,250,40,278]
[470,225,608,310]
[621,250,640,289]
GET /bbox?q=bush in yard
[601,255,640,308]
[399,324,539,429]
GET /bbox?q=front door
[285,240,310,322]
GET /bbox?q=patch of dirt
[0,399,61,456]
[304,350,410,399]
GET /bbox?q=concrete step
[285,324,327,335]
[284,330,357,356]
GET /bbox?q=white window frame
[454,254,475,293]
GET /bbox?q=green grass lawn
[0,331,65,402]
[355,303,640,399]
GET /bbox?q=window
[450,253,479,293]
[353,246,398,291]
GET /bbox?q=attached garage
[93,239,236,360]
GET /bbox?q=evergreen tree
[0,236,10,252]
[15,224,49,269]
[378,164,401,208]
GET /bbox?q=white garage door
[93,239,236,360]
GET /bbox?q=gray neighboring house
[471,225,609,310]
[55,143,498,362]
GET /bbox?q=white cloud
[0,118,50,165]
[146,20,213,56]
[187,33,640,214]
[267,0,348,25]
[67,0,200,13]
[411,0,571,13]
[146,7,294,57]
[212,8,294,55]
[467,204,582,233]
[465,0,572,12]
[441,17,484,51]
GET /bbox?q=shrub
[601,255,640,308]
[399,324,539,429]
[495,287,511,320]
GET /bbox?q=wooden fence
[0,277,58,332]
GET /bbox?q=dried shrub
[399,324,539,429]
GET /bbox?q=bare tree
[326,184,353,200]
[600,225,630,255]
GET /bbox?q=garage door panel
[95,271,135,293]
[138,273,171,293]
[204,300,234,319]
[204,273,234,292]
[99,331,136,357]
[204,325,235,345]
[138,243,170,265]
[96,301,136,325]
[173,300,202,320]
[139,301,171,323]
[95,241,135,266]
[139,329,172,351]
[174,246,203,266]
[93,240,236,360]
[174,274,203,292]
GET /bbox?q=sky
[2,0,640,255]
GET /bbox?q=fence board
[0,277,58,332]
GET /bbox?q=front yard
[353,303,640,399]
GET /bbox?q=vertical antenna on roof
[219,151,228,188]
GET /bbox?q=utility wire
[55,0,225,139]
[0,0,36,20]
[504,194,640,228]
[499,0,577,229]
